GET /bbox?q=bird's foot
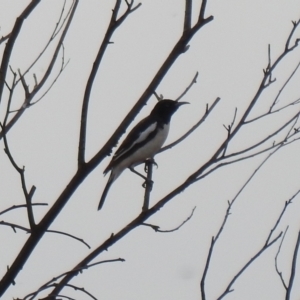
[144,158,158,173]
[142,178,154,189]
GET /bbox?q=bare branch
[0,203,47,216]
[0,0,79,139]
[201,150,300,298]
[0,72,36,229]
[175,71,198,102]
[200,200,233,300]
[86,2,213,171]
[78,0,141,166]
[221,108,237,157]
[160,97,221,152]
[0,0,42,105]
[143,206,196,232]
[275,226,289,290]
[269,61,300,112]
[15,0,71,85]
[184,0,192,32]
[285,19,300,51]
[0,33,11,45]
[0,2,213,295]
[0,221,30,233]
[199,0,209,21]
[23,259,124,300]
[286,230,300,300]
[215,189,300,299]
[222,111,300,161]
[153,91,164,101]
[265,192,300,244]
[46,230,91,249]
[245,58,300,125]
[246,97,300,124]
[142,159,154,211]
[64,283,97,300]
[30,45,70,105]
[18,68,30,98]
[217,232,282,300]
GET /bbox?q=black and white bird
[98,99,189,210]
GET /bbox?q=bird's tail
[98,172,115,210]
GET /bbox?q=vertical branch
[142,159,154,211]
[184,0,192,32]
[199,0,208,21]
[286,231,300,300]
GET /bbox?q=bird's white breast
[117,123,170,171]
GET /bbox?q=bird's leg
[129,166,153,189]
[129,167,152,181]
[142,158,157,189]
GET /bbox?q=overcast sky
[1,1,300,299]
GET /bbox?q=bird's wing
[104,117,157,173]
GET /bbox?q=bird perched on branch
[98,99,189,210]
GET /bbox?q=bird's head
[150,99,189,123]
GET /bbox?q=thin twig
[0,221,30,233]
[64,284,97,300]
[200,200,233,300]
[46,230,90,249]
[0,33,11,45]
[275,226,289,290]
[285,19,300,51]
[200,147,297,299]
[160,97,221,152]
[215,190,300,299]
[18,69,30,98]
[0,203,47,216]
[221,108,237,157]
[15,0,71,85]
[266,190,300,244]
[269,61,300,112]
[30,46,70,105]
[246,97,300,124]
[153,91,163,101]
[175,71,199,102]
[211,110,300,166]
[143,207,196,232]
[23,259,124,300]
[217,232,283,300]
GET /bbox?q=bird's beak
[176,101,190,107]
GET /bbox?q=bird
[98,99,189,210]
